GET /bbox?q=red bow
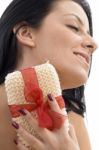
[25,81,67,129]
[24,81,53,129]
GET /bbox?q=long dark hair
[0,0,93,116]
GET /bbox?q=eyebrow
[63,13,90,34]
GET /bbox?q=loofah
[5,62,68,149]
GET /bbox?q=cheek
[35,26,82,67]
[37,33,74,67]
[44,28,80,54]
[36,25,69,50]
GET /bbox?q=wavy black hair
[0,0,93,117]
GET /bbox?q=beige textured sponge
[5,62,67,149]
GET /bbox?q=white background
[0,0,99,150]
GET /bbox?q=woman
[0,0,97,150]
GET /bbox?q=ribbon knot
[24,82,43,106]
[24,81,55,129]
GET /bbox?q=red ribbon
[8,68,66,129]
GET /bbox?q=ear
[13,24,36,47]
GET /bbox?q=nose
[82,34,98,54]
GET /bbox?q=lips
[73,52,90,65]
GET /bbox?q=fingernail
[12,121,19,129]
[14,139,18,145]
[47,93,53,101]
[18,109,27,116]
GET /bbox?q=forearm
[68,111,92,150]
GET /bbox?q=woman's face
[25,1,97,89]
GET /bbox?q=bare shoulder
[0,84,10,115]
[0,85,18,150]
[68,111,92,150]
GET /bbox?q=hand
[12,94,80,150]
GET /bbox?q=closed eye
[66,25,80,32]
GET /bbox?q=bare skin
[0,0,97,150]
[68,112,92,150]
[0,85,18,150]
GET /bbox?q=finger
[13,122,44,150]
[47,93,69,133]
[47,93,62,113]
[17,109,53,143]
[68,124,78,143]
[18,109,50,137]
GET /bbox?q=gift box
[5,62,68,149]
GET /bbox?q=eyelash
[66,25,80,32]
